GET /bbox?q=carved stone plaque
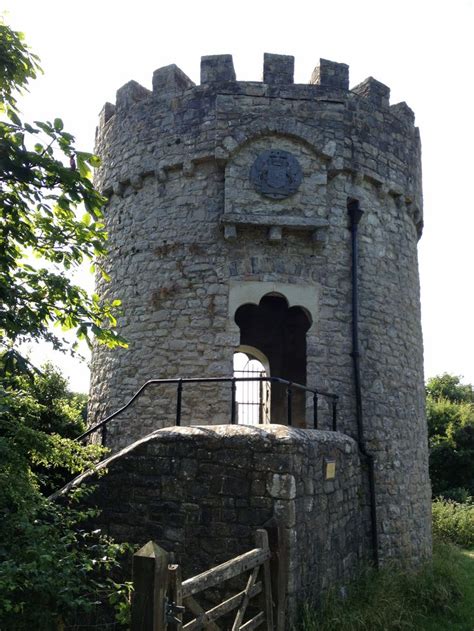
[250,150,302,199]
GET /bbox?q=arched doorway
[234,294,312,426]
[233,347,270,425]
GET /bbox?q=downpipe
[347,197,380,569]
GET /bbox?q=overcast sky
[4,0,474,392]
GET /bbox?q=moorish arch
[234,292,312,426]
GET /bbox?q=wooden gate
[131,529,280,631]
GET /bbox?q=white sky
[4,0,474,392]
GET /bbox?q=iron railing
[77,376,339,445]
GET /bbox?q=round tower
[89,53,431,564]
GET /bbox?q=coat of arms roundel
[249,150,302,199]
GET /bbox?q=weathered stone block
[152,64,195,95]
[352,76,390,107]
[115,80,151,111]
[98,101,115,127]
[200,54,236,84]
[310,59,349,89]
[263,53,294,85]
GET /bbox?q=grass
[301,541,474,631]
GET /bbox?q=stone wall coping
[55,425,358,499]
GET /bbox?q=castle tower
[89,54,431,566]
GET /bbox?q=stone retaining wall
[63,425,366,625]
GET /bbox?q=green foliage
[0,19,41,113]
[0,20,126,360]
[426,374,474,405]
[1,361,94,497]
[0,491,131,630]
[10,361,87,436]
[300,542,470,631]
[426,374,474,498]
[432,498,474,548]
[0,361,131,628]
[0,21,132,629]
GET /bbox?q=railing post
[131,541,169,631]
[332,397,338,431]
[176,379,183,426]
[231,378,236,424]
[313,393,318,429]
[287,384,292,427]
[101,423,107,447]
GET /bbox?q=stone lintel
[221,212,329,232]
[152,64,195,95]
[263,53,295,85]
[201,55,236,84]
[352,77,390,108]
[310,59,349,90]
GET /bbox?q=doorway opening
[233,348,271,425]
[234,294,312,426]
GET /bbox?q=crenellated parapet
[94,53,423,235]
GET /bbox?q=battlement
[98,54,415,130]
[94,53,422,229]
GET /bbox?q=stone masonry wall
[62,425,365,626]
[88,54,431,566]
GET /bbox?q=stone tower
[89,54,431,567]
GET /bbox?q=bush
[432,498,474,548]
[0,490,132,630]
[426,374,474,498]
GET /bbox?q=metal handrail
[77,376,339,443]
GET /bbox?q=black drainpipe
[347,197,379,569]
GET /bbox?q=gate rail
[131,529,278,631]
[78,376,339,444]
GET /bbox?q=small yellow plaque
[325,459,336,480]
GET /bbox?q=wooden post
[131,540,169,631]
[168,564,183,631]
[255,529,274,631]
[264,522,286,631]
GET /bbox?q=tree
[426,374,474,501]
[5,361,90,494]
[426,374,473,405]
[0,21,130,629]
[0,21,126,369]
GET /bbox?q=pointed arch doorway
[234,293,312,427]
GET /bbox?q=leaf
[7,109,21,125]
[53,118,64,131]
[89,154,101,168]
[76,154,91,179]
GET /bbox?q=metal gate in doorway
[233,353,270,425]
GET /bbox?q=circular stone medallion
[250,150,303,199]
